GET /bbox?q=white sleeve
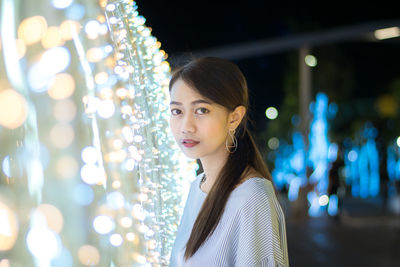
[235,188,288,267]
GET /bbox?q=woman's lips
[182,139,200,148]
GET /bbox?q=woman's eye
[170,109,181,115]
[196,108,209,114]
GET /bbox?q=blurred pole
[292,46,312,219]
[299,45,311,168]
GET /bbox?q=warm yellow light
[0,259,10,267]
[78,245,100,266]
[86,47,103,62]
[56,155,79,179]
[48,73,75,100]
[98,0,107,8]
[112,180,121,189]
[99,87,113,99]
[0,201,18,251]
[50,123,74,148]
[97,15,106,23]
[374,27,400,40]
[18,16,47,45]
[53,99,77,122]
[15,39,26,59]
[94,72,108,85]
[42,26,64,49]
[37,204,64,233]
[0,89,28,129]
[60,20,81,40]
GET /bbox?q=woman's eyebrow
[170,99,212,106]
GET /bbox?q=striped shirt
[169,173,289,267]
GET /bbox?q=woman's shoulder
[229,177,276,209]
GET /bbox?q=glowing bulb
[60,20,81,40]
[42,26,64,49]
[106,192,125,210]
[40,46,71,76]
[18,16,47,45]
[48,73,75,100]
[126,232,135,241]
[305,55,317,67]
[51,0,74,9]
[0,89,28,129]
[396,136,400,148]
[109,233,123,247]
[97,100,115,118]
[81,146,98,164]
[37,204,64,233]
[93,215,115,234]
[374,27,400,40]
[267,137,279,150]
[26,226,61,260]
[348,150,358,162]
[86,47,104,62]
[318,195,329,206]
[265,107,278,120]
[78,245,100,266]
[85,20,100,39]
[2,156,11,177]
[80,164,103,185]
[0,202,18,251]
[119,217,133,228]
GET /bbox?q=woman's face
[169,79,231,160]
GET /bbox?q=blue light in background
[327,194,338,216]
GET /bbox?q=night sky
[138,1,400,132]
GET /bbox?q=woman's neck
[199,150,229,194]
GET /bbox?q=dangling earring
[226,128,237,153]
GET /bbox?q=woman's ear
[229,105,246,129]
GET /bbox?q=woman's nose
[181,114,195,134]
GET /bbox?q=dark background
[138,1,400,143]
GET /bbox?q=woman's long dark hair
[169,57,272,260]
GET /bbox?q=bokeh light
[50,123,75,148]
[2,156,11,177]
[55,155,79,179]
[37,204,64,233]
[268,137,279,150]
[18,16,47,45]
[0,89,28,129]
[109,233,123,247]
[73,184,94,206]
[265,107,278,120]
[51,0,74,9]
[93,215,115,234]
[53,99,77,121]
[26,225,61,260]
[59,20,81,40]
[305,54,317,67]
[0,201,18,251]
[78,245,100,266]
[48,73,75,100]
[42,26,64,49]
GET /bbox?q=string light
[0,0,196,266]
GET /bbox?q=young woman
[168,57,289,267]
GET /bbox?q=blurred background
[0,0,399,266]
[138,1,400,266]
